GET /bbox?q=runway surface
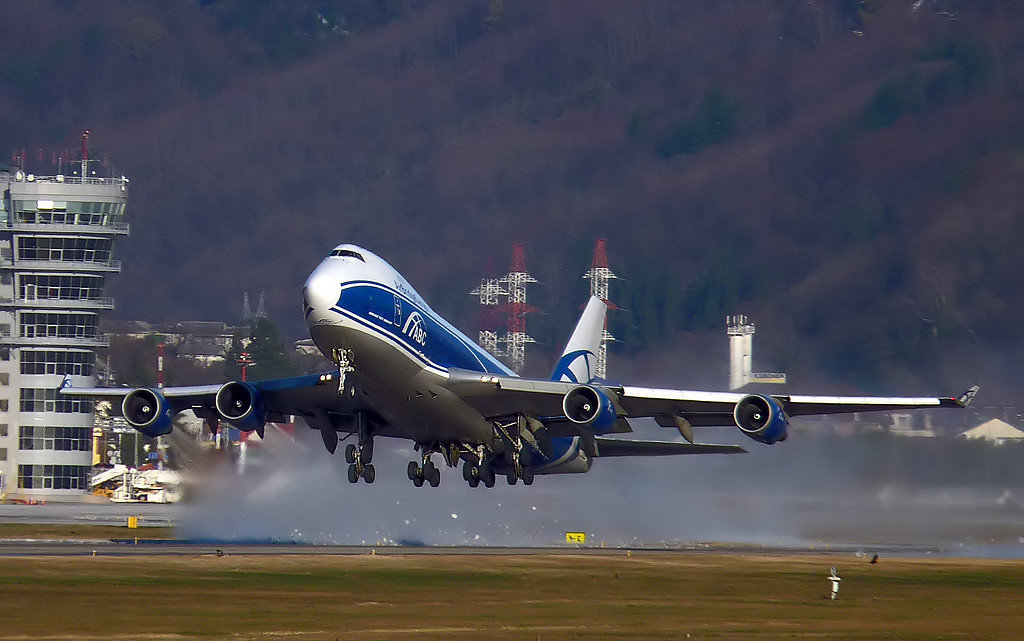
[0,502,176,527]
[0,538,973,559]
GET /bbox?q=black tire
[479,465,495,486]
[428,466,440,487]
[344,443,357,464]
[361,440,373,464]
[462,462,473,481]
[413,475,424,487]
[483,474,495,488]
[521,469,534,485]
[347,464,359,483]
[362,463,375,483]
[407,461,420,481]
[506,473,517,486]
[469,475,480,488]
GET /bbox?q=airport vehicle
[61,245,977,488]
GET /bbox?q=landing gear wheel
[468,474,480,488]
[362,463,375,483]
[413,475,424,487]
[361,440,373,464]
[345,443,357,464]
[506,472,518,486]
[479,465,495,488]
[408,461,421,481]
[423,461,440,487]
[347,464,359,483]
[521,468,534,485]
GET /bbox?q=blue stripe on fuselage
[331,281,512,375]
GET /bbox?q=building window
[0,400,8,412]
[19,274,105,301]
[0,424,7,436]
[17,464,89,490]
[17,235,113,264]
[0,373,7,386]
[19,312,98,339]
[19,426,91,451]
[19,388,90,413]
[20,350,95,376]
[0,448,6,461]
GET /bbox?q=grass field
[0,523,175,541]
[1,551,1022,640]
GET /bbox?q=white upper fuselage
[302,244,513,378]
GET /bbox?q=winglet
[956,385,980,408]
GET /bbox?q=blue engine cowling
[733,394,788,444]
[121,389,173,438]
[562,385,618,433]
[215,381,267,432]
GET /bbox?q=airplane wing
[594,437,746,457]
[445,369,975,439]
[59,371,369,441]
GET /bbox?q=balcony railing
[7,221,130,235]
[0,297,115,310]
[4,258,122,272]
[13,175,127,188]
[0,334,109,348]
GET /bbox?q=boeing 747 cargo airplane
[61,245,977,488]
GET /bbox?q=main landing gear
[345,413,375,484]
[408,457,440,487]
[462,459,496,488]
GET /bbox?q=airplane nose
[303,267,341,315]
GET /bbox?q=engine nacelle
[215,381,267,432]
[733,394,788,444]
[562,385,618,433]
[121,389,173,438]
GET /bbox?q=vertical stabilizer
[550,297,607,383]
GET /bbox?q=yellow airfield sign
[565,532,587,545]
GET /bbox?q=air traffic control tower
[0,141,128,499]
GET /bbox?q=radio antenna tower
[470,264,507,357]
[501,244,537,373]
[583,238,617,379]
[470,245,537,373]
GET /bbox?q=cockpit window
[328,249,365,261]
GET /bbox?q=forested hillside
[1,0,1022,400]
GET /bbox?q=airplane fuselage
[302,245,589,474]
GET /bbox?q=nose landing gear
[345,413,375,484]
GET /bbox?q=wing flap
[595,437,746,457]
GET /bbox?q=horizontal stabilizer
[594,437,746,457]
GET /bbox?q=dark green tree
[222,318,297,381]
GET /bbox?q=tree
[222,318,297,381]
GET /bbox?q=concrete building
[0,157,128,499]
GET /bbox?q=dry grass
[0,523,175,541]
[1,552,1022,640]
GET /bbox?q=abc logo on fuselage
[402,312,427,346]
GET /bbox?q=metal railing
[0,334,110,348]
[8,258,121,272]
[7,222,130,235]
[0,297,115,310]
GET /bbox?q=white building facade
[0,164,128,499]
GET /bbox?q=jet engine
[733,394,788,444]
[562,385,618,433]
[121,389,173,438]
[215,381,267,433]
